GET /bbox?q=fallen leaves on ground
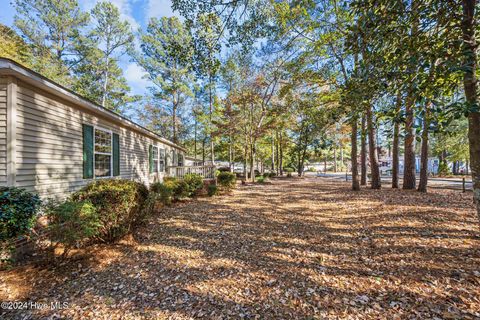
[1,177,479,319]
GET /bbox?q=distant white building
[378,156,439,175]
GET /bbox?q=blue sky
[0,0,180,97]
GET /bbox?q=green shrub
[268,172,276,178]
[217,172,236,191]
[163,177,189,200]
[46,200,101,257]
[0,187,41,242]
[183,173,204,197]
[256,176,267,183]
[151,182,173,205]
[163,176,177,184]
[207,184,218,197]
[71,179,149,242]
[174,180,190,199]
[139,192,158,221]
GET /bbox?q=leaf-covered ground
[1,177,480,319]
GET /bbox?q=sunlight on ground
[1,177,479,319]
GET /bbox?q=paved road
[310,172,473,191]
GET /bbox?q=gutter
[0,58,187,153]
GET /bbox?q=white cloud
[124,63,151,94]
[145,0,180,23]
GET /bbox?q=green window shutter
[113,133,120,176]
[149,145,153,173]
[82,124,94,179]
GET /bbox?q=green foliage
[256,176,269,183]
[135,16,194,141]
[163,177,189,200]
[174,180,190,199]
[13,0,89,85]
[207,184,218,197]
[0,187,41,242]
[0,24,31,65]
[139,192,159,222]
[153,175,203,203]
[73,1,136,112]
[12,0,136,113]
[151,182,174,205]
[183,173,204,196]
[71,179,149,242]
[438,162,451,177]
[217,172,236,191]
[46,200,101,256]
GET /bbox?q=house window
[94,128,112,177]
[159,148,165,172]
[152,146,159,173]
[178,154,184,166]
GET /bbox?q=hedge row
[1,172,237,260]
[1,179,155,259]
[150,173,204,205]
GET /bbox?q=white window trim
[94,126,113,179]
[152,145,159,173]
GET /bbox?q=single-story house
[0,58,213,199]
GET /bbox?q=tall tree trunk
[418,102,430,192]
[194,118,198,162]
[340,144,344,171]
[271,134,275,172]
[462,0,480,218]
[333,147,337,172]
[244,133,248,180]
[403,0,419,190]
[172,103,177,143]
[366,104,381,189]
[403,91,417,189]
[351,114,360,191]
[202,137,206,165]
[298,143,308,177]
[360,114,367,185]
[209,77,215,164]
[229,134,233,172]
[250,142,256,182]
[392,92,401,188]
[102,65,109,108]
[275,130,280,175]
[279,131,284,176]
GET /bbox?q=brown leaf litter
[1,177,479,319]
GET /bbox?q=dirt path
[1,177,480,319]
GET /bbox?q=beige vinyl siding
[15,80,177,198]
[0,77,6,185]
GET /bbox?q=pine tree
[135,17,194,143]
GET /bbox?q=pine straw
[1,177,479,319]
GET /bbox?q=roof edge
[0,57,187,152]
